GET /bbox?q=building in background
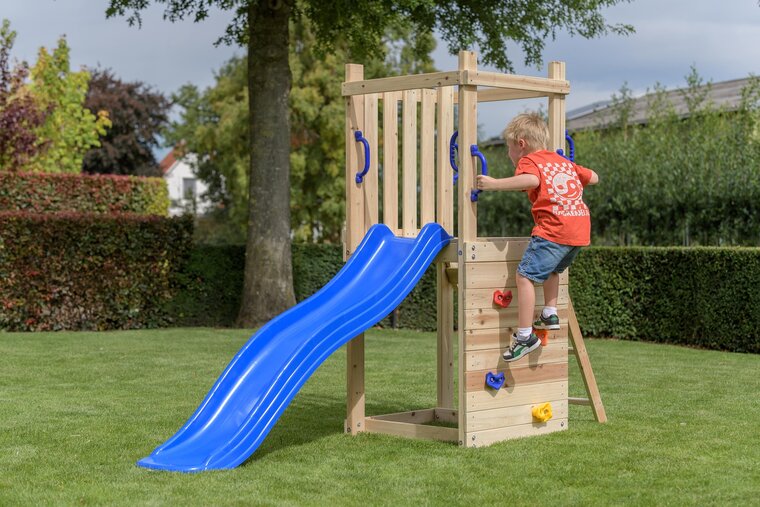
[159,149,214,216]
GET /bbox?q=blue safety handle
[354,130,370,183]
[449,131,459,184]
[470,144,488,202]
[556,130,575,162]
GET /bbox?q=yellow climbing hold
[532,402,553,422]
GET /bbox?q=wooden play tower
[342,51,606,448]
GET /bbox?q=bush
[172,242,439,331]
[571,247,760,353]
[0,172,169,216]
[0,212,192,331]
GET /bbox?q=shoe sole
[533,323,561,330]
[503,339,542,362]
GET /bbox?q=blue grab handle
[485,371,505,391]
[449,131,459,184]
[556,130,575,162]
[470,144,488,202]
[354,130,370,183]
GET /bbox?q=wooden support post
[436,85,455,410]
[457,50,478,446]
[547,61,566,153]
[567,299,607,423]
[345,63,366,435]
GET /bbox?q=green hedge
[571,247,760,353]
[173,242,438,330]
[0,172,169,216]
[0,212,193,331]
[172,244,760,353]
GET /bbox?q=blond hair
[501,113,549,151]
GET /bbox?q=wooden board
[420,89,436,225]
[465,418,568,448]
[465,361,568,392]
[364,418,458,443]
[463,70,570,95]
[464,341,568,372]
[467,400,569,432]
[382,92,400,231]
[464,285,569,310]
[463,238,530,262]
[463,306,569,331]
[342,71,460,96]
[462,262,569,289]
[466,380,567,412]
[402,89,418,236]
[465,325,568,351]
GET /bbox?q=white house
[159,149,214,216]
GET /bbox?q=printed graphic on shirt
[538,161,590,217]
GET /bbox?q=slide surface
[137,223,451,472]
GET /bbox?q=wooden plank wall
[461,239,569,447]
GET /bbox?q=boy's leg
[533,272,561,330]
[542,272,559,308]
[517,272,535,330]
[503,273,541,362]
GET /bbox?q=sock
[542,306,557,319]
[517,327,532,341]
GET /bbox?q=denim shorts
[517,236,582,283]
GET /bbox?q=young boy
[475,113,599,362]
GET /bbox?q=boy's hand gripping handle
[470,144,488,202]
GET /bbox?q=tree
[27,36,111,173]
[82,68,171,176]
[0,19,50,172]
[107,0,633,327]
[166,17,435,244]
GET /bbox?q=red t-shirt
[514,150,593,246]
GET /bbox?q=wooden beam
[364,418,458,442]
[402,89,418,236]
[568,299,608,423]
[342,71,460,96]
[463,70,570,95]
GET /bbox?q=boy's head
[502,113,549,165]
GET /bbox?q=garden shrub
[0,172,169,216]
[0,212,192,331]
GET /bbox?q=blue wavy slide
[137,223,451,472]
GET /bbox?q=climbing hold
[492,290,512,308]
[534,328,549,346]
[485,371,505,391]
[532,402,553,422]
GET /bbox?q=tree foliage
[0,20,50,171]
[26,37,111,173]
[166,16,436,244]
[82,68,170,176]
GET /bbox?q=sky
[3,0,760,150]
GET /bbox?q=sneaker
[503,333,541,362]
[533,313,560,330]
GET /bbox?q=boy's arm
[588,170,599,185]
[476,174,539,192]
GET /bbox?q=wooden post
[568,300,608,423]
[436,85,455,409]
[547,61,566,153]
[457,50,478,446]
[345,63,366,435]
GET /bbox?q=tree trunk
[237,0,296,327]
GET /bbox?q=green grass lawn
[1,327,759,506]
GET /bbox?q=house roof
[567,77,754,131]
[159,150,177,175]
